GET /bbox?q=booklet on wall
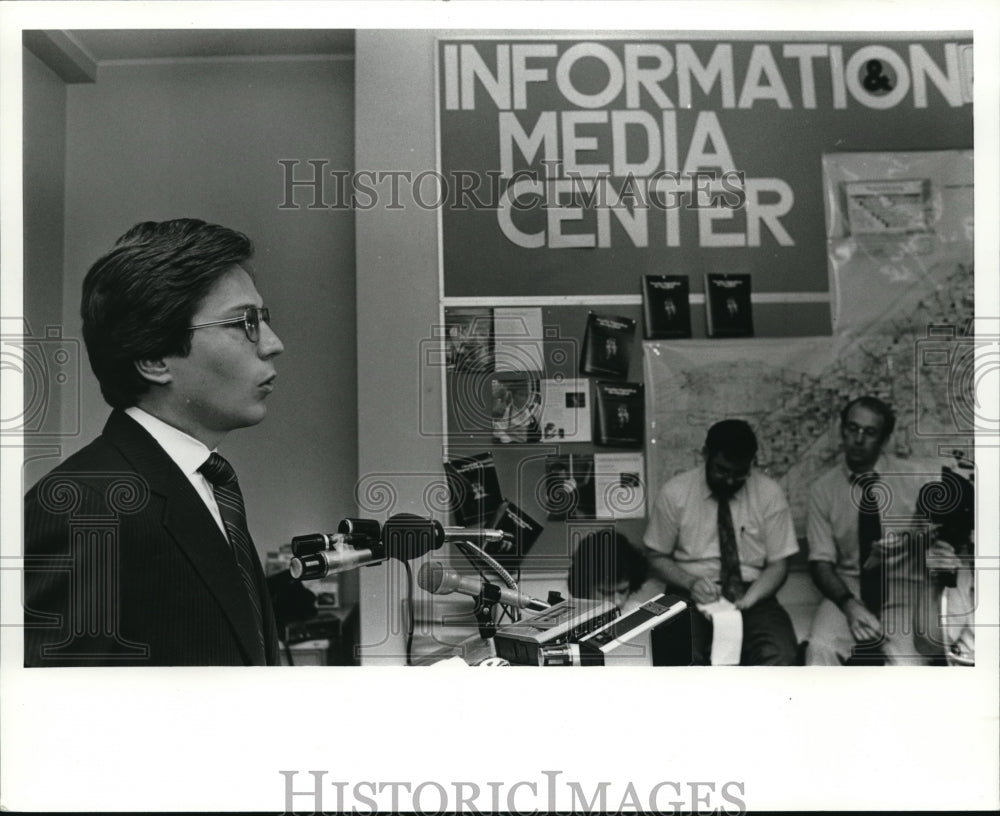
[488,501,544,569]
[541,454,596,521]
[443,451,504,527]
[594,452,646,519]
[642,274,692,339]
[581,312,636,378]
[539,377,592,443]
[593,381,645,448]
[704,273,754,338]
[444,306,494,371]
[490,373,542,444]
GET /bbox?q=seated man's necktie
[716,495,744,603]
[852,471,885,616]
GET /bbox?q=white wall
[21,50,66,453]
[355,30,444,663]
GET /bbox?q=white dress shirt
[643,465,799,583]
[806,452,940,581]
[124,406,226,535]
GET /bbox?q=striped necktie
[199,452,266,663]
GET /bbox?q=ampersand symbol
[863,59,893,93]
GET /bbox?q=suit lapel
[101,411,267,664]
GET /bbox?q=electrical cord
[496,604,515,626]
[454,539,493,586]
[402,559,415,666]
[453,538,518,589]
[512,564,524,621]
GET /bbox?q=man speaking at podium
[24,219,284,666]
[642,420,799,665]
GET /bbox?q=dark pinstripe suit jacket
[23,410,280,666]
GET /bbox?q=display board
[435,34,973,566]
[438,37,972,297]
[438,303,648,567]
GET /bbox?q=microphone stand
[472,581,503,639]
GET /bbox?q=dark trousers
[676,585,798,666]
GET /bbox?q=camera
[0,318,81,436]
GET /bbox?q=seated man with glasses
[24,219,285,666]
[642,419,800,665]
[805,396,956,665]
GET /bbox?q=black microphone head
[289,554,327,581]
[383,514,444,560]
[337,517,382,541]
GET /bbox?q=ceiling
[69,29,356,61]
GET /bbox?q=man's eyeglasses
[188,307,271,344]
[844,421,881,439]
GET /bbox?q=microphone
[443,527,506,543]
[288,514,446,580]
[289,542,381,580]
[417,561,549,611]
[291,532,374,557]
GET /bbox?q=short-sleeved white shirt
[807,453,940,580]
[643,466,799,583]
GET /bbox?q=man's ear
[134,357,172,386]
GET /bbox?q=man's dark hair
[840,395,896,441]
[704,419,758,462]
[568,530,648,599]
[81,219,254,409]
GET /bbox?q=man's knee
[689,611,713,666]
[805,634,841,665]
[749,632,797,665]
[881,630,934,666]
[805,601,852,665]
[742,602,797,665]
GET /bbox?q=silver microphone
[443,527,506,543]
[289,514,448,580]
[290,541,382,579]
[417,561,549,611]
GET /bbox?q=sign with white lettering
[436,38,972,299]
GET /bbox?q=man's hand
[927,538,961,573]
[690,576,720,605]
[732,559,788,610]
[843,597,883,643]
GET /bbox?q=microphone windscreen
[417,561,447,594]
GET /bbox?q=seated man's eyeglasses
[844,421,881,439]
[188,307,271,343]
